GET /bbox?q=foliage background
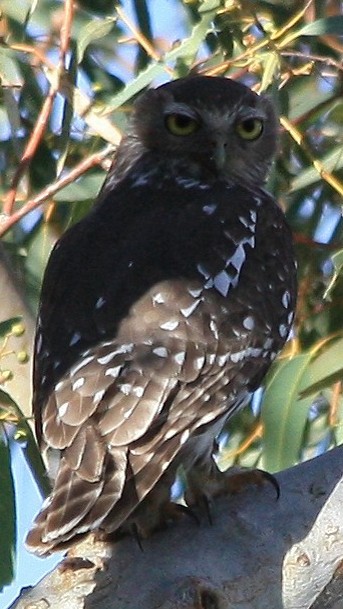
[0,0,342,603]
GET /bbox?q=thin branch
[280,116,343,198]
[280,50,343,72]
[0,146,113,238]
[116,6,174,76]
[2,0,74,217]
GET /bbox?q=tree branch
[11,446,343,609]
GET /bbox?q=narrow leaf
[324,250,343,300]
[76,17,116,63]
[261,353,314,472]
[300,339,343,398]
[109,2,218,111]
[0,432,16,591]
[298,16,343,36]
[290,146,343,192]
[0,389,49,498]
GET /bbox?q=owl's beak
[211,137,228,171]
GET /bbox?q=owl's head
[128,76,278,188]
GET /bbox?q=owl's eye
[165,113,200,136]
[235,118,263,140]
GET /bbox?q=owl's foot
[185,460,279,513]
[113,496,198,545]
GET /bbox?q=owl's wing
[26,268,261,555]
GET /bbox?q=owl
[26,76,297,555]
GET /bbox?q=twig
[116,6,174,76]
[281,50,343,72]
[280,116,343,198]
[2,0,74,217]
[0,146,113,237]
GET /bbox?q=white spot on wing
[214,270,232,297]
[210,319,219,339]
[160,320,179,331]
[282,291,291,308]
[195,355,205,370]
[98,352,116,365]
[132,386,145,397]
[120,384,132,396]
[71,355,94,376]
[174,352,185,365]
[153,293,165,304]
[180,429,190,445]
[188,287,203,298]
[58,402,69,418]
[105,365,122,378]
[153,347,168,358]
[96,296,106,309]
[72,377,85,391]
[202,203,217,215]
[94,389,106,403]
[217,354,228,366]
[70,332,81,346]
[181,299,201,317]
[279,324,288,338]
[197,263,210,279]
[230,243,246,272]
[243,316,255,330]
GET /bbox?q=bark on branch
[11,446,343,609]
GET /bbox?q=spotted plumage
[26,76,297,555]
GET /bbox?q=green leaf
[298,16,343,37]
[290,146,343,192]
[54,173,104,202]
[108,2,218,111]
[300,339,343,398]
[261,353,314,472]
[76,16,116,63]
[259,52,279,93]
[0,389,49,498]
[324,250,343,300]
[0,431,16,591]
[1,0,33,25]
[0,317,22,339]
[0,48,23,87]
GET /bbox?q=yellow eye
[165,113,199,136]
[235,118,263,140]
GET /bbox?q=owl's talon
[255,469,280,500]
[186,461,280,515]
[131,522,144,552]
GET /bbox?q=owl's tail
[25,434,128,556]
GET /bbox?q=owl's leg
[184,450,279,512]
[114,468,196,541]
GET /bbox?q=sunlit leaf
[108,0,219,110]
[261,353,315,472]
[0,49,23,87]
[76,16,117,63]
[290,146,343,192]
[300,339,343,398]
[324,250,343,300]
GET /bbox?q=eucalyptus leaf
[324,249,343,300]
[298,16,343,36]
[261,353,315,471]
[76,16,117,63]
[0,432,16,591]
